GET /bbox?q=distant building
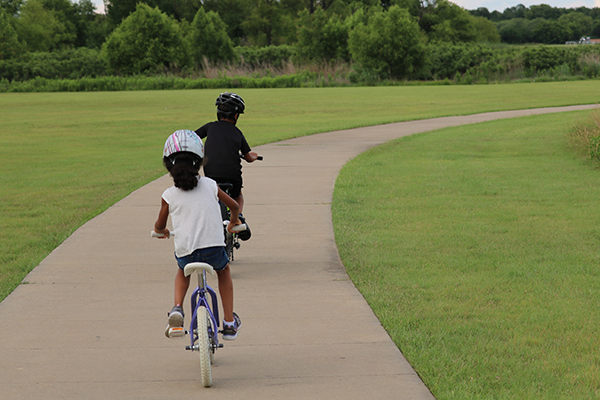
[565,37,600,45]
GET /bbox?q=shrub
[348,6,426,80]
[0,8,22,60]
[235,45,294,69]
[295,8,349,63]
[0,48,107,81]
[186,7,235,66]
[102,4,187,75]
[567,110,600,164]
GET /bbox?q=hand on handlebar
[227,218,242,233]
[241,152,263,162]
[151,229,171,239]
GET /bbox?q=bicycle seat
[218,182,233,191]
[184,262,216,277]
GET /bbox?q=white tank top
[161,177,225,257]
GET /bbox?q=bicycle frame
[189,270,220,351]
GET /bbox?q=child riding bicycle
[195,92,259,240]
[154,129,242,340]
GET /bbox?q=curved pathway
[0,105,596,399]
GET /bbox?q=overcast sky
[90,0,600,15]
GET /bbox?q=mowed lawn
[333,110,600,399]
[0,82,599,399]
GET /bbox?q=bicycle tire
[198,307,212,387]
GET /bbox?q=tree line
[1,0,599,83]
[471,3,600,44]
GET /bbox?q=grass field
[2,82,599,298]
[0,81,599,398]
[333,110,600,399]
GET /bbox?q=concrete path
[1,105,596,400]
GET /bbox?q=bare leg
[216,265,234,322]
[174,268,190,306]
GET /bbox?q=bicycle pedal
[167,327,186,338]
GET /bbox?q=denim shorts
[175,246,229,271]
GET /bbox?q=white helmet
[163,129,204,160]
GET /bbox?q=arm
[217,187,241,233]
[195,124,208,140]
[154,198,170,238]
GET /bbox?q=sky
[90,0,599,15]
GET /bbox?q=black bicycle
[218,182,241,262]
[217,155,262,262]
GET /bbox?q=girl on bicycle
[154,129,242,340]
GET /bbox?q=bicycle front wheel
[198,307,212,387]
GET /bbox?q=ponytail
[163,153,203,191]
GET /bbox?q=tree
[531,18,571,44]
[527,4,563,20]
[295,7,349,63]
[153,0,201,22]
[0,0,24,17]
[558,12,593,40]
[102,3,187,74]
[496,18,534,43]
[472,15,500,43]
[106,0,137,26]
[85,12,112,49]
[186,7,235,66]
[348,5,426,79]
[13,0,68,51]
[40,0,78,47]
[241,0,290,46]
[422,0,478,43]
[0,7,22,59]
[502,3,527,20]
[202,0,250,45]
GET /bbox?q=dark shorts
[175,246,229,271]
[211,176,243,199]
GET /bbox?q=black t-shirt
[195,120,251,180]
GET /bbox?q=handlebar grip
[231,223,247,232]
[257,156,263,161]
[151,231,173,238]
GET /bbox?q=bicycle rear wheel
[197,307,212,387]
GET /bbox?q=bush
[295,8,349,63]
[568,110,600,164]
[0,8,22,60]
[0,48,107,81]
[186,7,235,66]
[235,45,295,69]
[348,6,426,80]
[102,4,187,75]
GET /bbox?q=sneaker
[221,312,241,341]
[237,214,251,241]
[165,305,184,338]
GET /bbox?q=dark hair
[163,152,203,191]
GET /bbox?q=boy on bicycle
[154,129,242,340]
[195,92,259,241]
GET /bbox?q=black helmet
[215,92,245,116]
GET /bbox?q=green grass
[332,111,600,399]
[1,82,599,300]
[1,79,599,397]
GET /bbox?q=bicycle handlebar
[152,223,246,238]
[240,154,263,161]
[224,222,247,232]
[151,231,173,238]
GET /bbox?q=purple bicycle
[183,262,220,387]
[153,228,244,387]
